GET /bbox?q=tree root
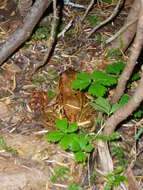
[107,0,140,51]
[97,2,143,189]
[0,0,52,66]
[111,0,143,103]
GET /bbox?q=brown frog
[41,70,96,129]
[58,69,84,122]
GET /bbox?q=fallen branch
[87,0,124,38]
[0,0,51,66]
[81,0,95,22]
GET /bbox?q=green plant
[72,61,125,98]
[0,135,17,154]
[32,26,51,40]
[104,167,128,190]
[87,15,101,27]
[134,128,143,141]
[93,132,120,142]
[103,0,112,3]
[50,166,70,183]
[105,48,121,58]
[68,182,83,190]
[90,94,130,117]
[111,144,127,166]
[46,119,93,162]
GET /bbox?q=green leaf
[114,175,128,186]
[78,134,88,149]
[72,72,91,90]
[105,48,121,58]
[60,134,80,152]
[67,123,78,133]
[68,182,83,190]
[88,82,107,97]
[105,61,125,76]
[83,144,93,152]
[134,110,143,118]
[119,94,130,105]
[131,72,140,82]
[110,103,121,115]
[91,97,111,115]
[92,70,117,86]
[104,182,112,190]
[45,131,64,142]
[87,15,101,27]
[70,140,80,152]
[74,151,87,162]
[134,128,143,141]
[55,119,68,132]
[60,134,72,150]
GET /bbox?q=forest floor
[0,0,142,189]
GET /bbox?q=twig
[81,0,95,22]
[87,0,123,38]
[58,19,73,38]
[106,18,137,44]
[64,0,85,9]
[33,0,58,73]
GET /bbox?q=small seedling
[87,15,101,27]
[111,144,127,167]
[0,135,17,155]
[134,128,143,141]
[50,166,70,183]
[32,26,51,41]
[104,167,128,190]
[68,182,83,190]
[105,48,121,58]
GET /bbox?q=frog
[40,69,96,130]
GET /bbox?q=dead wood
[0,0,51,66]
[107,0,139,51]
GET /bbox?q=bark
[0,0,51,66]
[108,0,140,51]
[104,68,143,136]
[111,0,143,103]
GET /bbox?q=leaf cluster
[90,94,130,116]
[72,61,125,97]
[46,119,93,162]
